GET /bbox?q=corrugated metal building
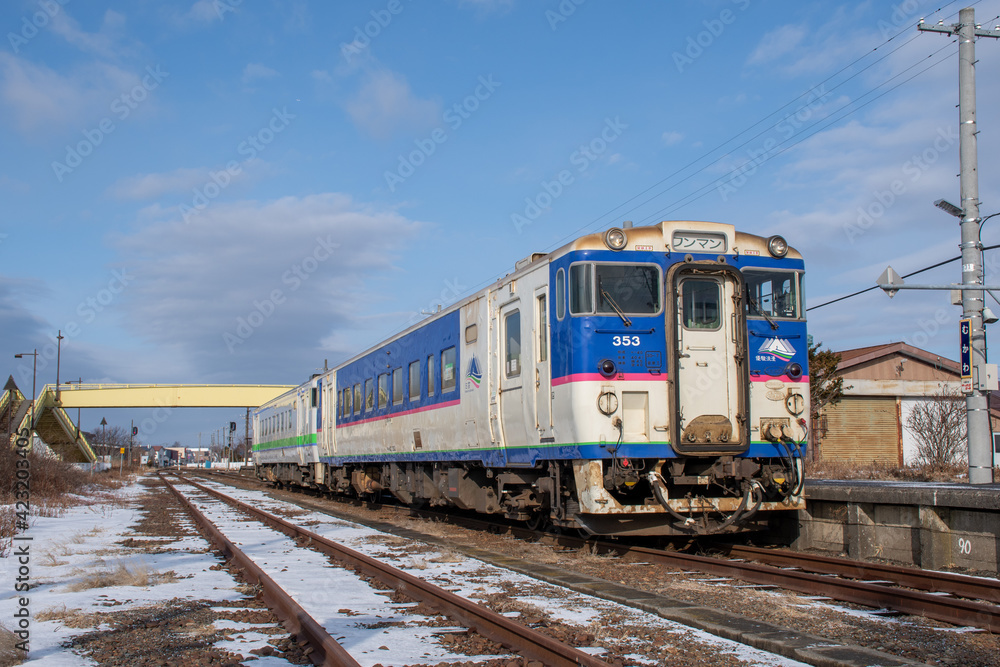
[814,343,979,465]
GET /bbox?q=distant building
[815,342,990,465]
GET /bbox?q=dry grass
[0,624,24,667]
[805,459,968,482]
[34,605,100,628]
[66,561,179,592]
[428,550,464,564]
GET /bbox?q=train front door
[498,300,530,449]
[668,264,748,455]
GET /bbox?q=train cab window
[409,361,421,401]
[311,387,317,408]
[504,310,522,377]
[442,347,456,392]
[555,268,566,320]
[537,295,548,363]
[377,373,389,409]
[744,269,802,320]
[569,264,593,314]
[353,384,362,415]
[681,279,721,330]
[365,379,374,412]
[427,354,436,396]
[392,367,403,405]
[596,264,660,314]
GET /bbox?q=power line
[807,242,1000,311]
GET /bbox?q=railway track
[197,470,1000,632]
[161,472,612,667]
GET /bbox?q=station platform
[785,479,1000,575]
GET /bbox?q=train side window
[681,279,722,330]
[392,367,403,405]
[377,373,389,409]
[555,268,565,320]
[441,347,456,392]
[569,264,593,314]
[505,310,522,377]
[465,324,477,344]
[353,383,362,415]
[344,388,353,417]
[537,295,548,363]
[409,361,421,401]
[365,378,374,412]
[427,354,436,396]
[311,387,317,408]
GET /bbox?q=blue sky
[3,0,1000,446]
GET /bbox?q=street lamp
[100,417,107,461]
[55,330,64,402]
[13,350,38,434]
[934,198,965,218]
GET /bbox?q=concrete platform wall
[788,480,1000,575]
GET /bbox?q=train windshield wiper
[601,289,632,327]
[747,294,779,330]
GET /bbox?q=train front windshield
[744,269,803,320]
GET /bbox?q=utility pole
[920,8,1000,483]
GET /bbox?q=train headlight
[604,227,627,251]
[767,235,788,258]
[599,359,617,377]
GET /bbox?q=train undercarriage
[257,455,804,537]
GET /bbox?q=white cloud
[242,63,279,84]
[108,167,218,200]
[662,131,684,146]
[112,194,423,381]
[343,69,440,140]
[747,24,808,66]
[49,9,127,59]
[0,54,140,134]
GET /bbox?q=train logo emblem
[466,355,482,390]
[758,338,795,361]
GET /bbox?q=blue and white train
[254,221,809,535]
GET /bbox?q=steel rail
[198,472,1000,631]
[711,543,1000,604]
[159,474,361,667]
[171,473,611,667]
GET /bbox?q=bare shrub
[905,387,968,470]
[0,444,90,503]
[0,623,24,667]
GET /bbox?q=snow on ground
[0,481,295,665]
[0,473,815,666]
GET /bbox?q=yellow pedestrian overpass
[5,382,294,463]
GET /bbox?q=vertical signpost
[960,318,973,394]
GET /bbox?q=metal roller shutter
[820,396,900,464]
